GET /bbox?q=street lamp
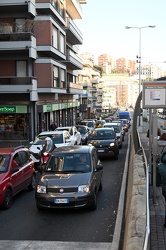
[125,25,156,125]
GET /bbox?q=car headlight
[110,142,115,147]
[37,185,46,193]
[78,185,90,193]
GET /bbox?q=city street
[0,135,129,246]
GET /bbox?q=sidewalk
[140,132,166,250]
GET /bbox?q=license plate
[98,149,104,152]
[54,198,69,204]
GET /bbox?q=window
[60,0,65,18]
[18,151,29,165]
[60,69,65,88]
[53,66,59,87]
[16,61,26,77]
[59,33,65,54]
[52,26,58,49]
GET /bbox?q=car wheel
[119,143,122,149]
[3,189,12,209]
[28,174,36,191]
[90,191,97,210]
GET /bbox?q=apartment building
[0,0,86,142]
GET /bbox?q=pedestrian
[158,152,166,228]
[49,122,57,131]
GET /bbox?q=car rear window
[89,130,114,139]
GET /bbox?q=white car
[103,122,124,148]
[56,126,82,145]
[29,130,74,159]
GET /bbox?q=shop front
[0,105,29,140]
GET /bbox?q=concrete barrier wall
[123,152,147,250]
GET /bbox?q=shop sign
[0,106,16,113]
[46,105,52,112]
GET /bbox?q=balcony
[0,77,38,101]
[36,0,65,26]
[66,0,83,19]
[64,17,83,45]
[0,0,35,16]
[0,32,36,59]
[63,49,83,70]
[67,82,83,94]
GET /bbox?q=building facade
[0,0,86,142]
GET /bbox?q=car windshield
[89,130,114,140]
[58,128,73,136]
[44,153,91,172]
[77,127,86,134]
[0,154,10,173]
[33,134,63,145]
[81,121,94,127]
[104,125,120,133]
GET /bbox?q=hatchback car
[29,130,73,160]
[56,126,82,145]
[35,145,103,210]
[80,120,96,133]
[0,146,36,209]
[103,122,124,148]
[76,125,90,145]
[87,128,119,159]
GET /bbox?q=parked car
[87,128,119,159]
[0,146,36,209]
[35,145,103,210]
[76,125,90,145]
[103,122,124,148]
[29,130,74,161]
[56,126,82,145]
[80,120,96,133]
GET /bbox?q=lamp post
[125,25,156,125]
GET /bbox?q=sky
[75,0,166,68]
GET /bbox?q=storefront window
[0,114,29,140]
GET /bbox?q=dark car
[35,145,103,210]
[0,146,36,209]
[76,125,90,145]
[87,128,119,160]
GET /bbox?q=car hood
[39,172,91,187]
[29,145,42,154]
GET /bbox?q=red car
[0,146,36,209]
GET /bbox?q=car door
[91,149,102,190]
[18,150,34,187]
[10,152,26,195]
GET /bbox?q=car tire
[119,143,122,149]
[3,189,12,209]
[28,174,36,191]
[90,191,97,210]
